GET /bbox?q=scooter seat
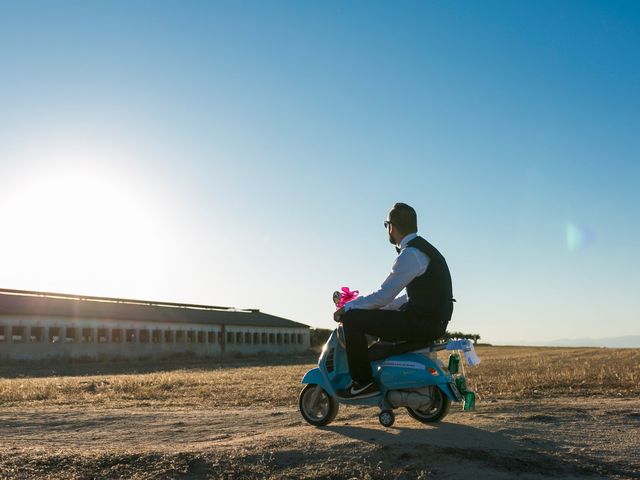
[368,339,442,361]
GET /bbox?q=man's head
[385,203,418,245]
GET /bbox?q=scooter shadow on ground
[318,421,604,478]
[321,420,521,452]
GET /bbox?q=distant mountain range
[544,335,640,348]
[494,335,640,348]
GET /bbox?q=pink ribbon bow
[336,286,359,310]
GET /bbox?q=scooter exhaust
[387,388,433,410]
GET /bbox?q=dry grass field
[1,346,639,479]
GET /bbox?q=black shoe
[337,380,380,399]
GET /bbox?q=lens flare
[566,223,594,252]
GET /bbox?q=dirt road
[1,396,638,479]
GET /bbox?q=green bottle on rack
[464,391,476,411]
[448,353,460,374]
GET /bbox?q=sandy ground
[1,396,638,479]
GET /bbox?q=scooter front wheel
[406,387,451,423]
[299,384,339,427]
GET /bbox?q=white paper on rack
[445,339,481,366]
[463,343,481,366]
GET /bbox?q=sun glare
[1,154,170,296]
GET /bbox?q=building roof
[0,289,309,329]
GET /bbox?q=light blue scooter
[300,324,479,428]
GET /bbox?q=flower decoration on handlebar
[333,287,359,310]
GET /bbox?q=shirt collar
[398,232,418,250]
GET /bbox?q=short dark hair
[389,203,417,234]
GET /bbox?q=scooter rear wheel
[406,387,451,423]
[299,384,339,427]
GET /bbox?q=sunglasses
[383,221,392,229]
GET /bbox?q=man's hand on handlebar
[333,307,345,323]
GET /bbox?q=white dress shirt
[344,233,430,312]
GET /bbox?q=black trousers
[341,308,449,384]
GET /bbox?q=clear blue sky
[0,1,638,344]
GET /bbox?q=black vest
[403,236,454,321]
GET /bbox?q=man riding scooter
[333,202,455,399]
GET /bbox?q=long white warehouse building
[0,288,310,360]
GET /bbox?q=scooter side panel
[377,353,450,390]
